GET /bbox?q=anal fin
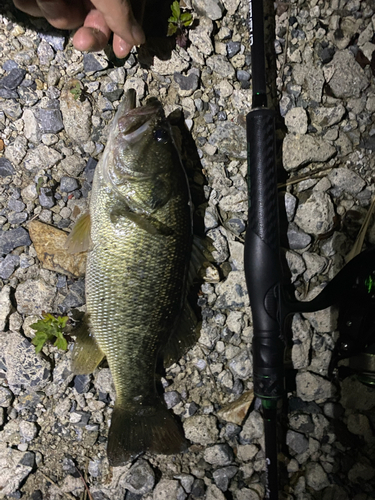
[71,315,105,374]
[162,300,200,368]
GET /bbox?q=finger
[91,0,145,47]
[113,33,133,59]
[72,9,111,52]
[35,0,87,29]
[13,0,43,17]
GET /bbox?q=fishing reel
[282,246,375,385]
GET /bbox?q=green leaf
[171,0,181,19]
[180,12,193,25]
[54,333,68,351]
[30,314,69,353]
[167,23,178,36]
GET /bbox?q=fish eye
[153,128,169,144]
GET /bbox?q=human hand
[13,0,145,58]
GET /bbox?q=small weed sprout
[70,81,82,100]
[167,0,193,48]
[31,313,69,353]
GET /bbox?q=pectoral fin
[71,316,105,374]
[65,212,92,254]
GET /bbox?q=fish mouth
[117,91,163,144]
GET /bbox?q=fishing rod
[244,0,375,498]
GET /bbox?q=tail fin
[107,400,188,466]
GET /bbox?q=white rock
[0,286,12,331]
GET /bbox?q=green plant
[70,81,82,100]
[31,313,69,353]
[167,0,193,48]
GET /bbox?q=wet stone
[0,68,26,90]
[0,227,31,255]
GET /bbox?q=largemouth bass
[68,90,193,466]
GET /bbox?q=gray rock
[0,331,51,392]
[0,158,15,177]
[208,122,246,159]
[0,447,34,496]
[285,250,306,284]
[192,0,224,20]
[39,33,65,51]
[0,88,18,99]
[0,228,31,255]
[38,187,55,208]
[153,479,187,500]
[60,92,92,143]
[60,176,79,193]
[174,474,194,494]
[310,104,346,129]
[164,390,181,409]
[348,462,375,482]
[191,479,205,498]
[204,444,234,466]
[287,223,312,249]
[123,459,155,495]
[296,371,335,403]
[239,411,264,443]
[74,374,91,394]
[212,466,238,491]
[174,71,199,92]
[36,107,64,134]
[0,99,22,120]
[189,17,214,56]
[0,68,26,89]
[291,314,311,370]
[295,192,335,236]
[328,167,365,195]
[285,107,308,134]
[183,415,219,444]
[227,41,241,58]
[59,280,85,310]
[282,134,336,171]
[206,55,235,78]
[284,192,297,222]
[19,421,38,442]
[305,462,330,491]
[15,278,56,315]
[215,271,249,309]
[8,212,28,225]
[83,53,109,72]
[206,484,226,500]
[0,285,12,331]
[323,50,369,98]
[228,349,252,380]
[207,227,229,263]
[8,198,25,212]
[302,252,328,281]
[286,430,309,454]
[0,254,20,279]
[37,40,55,66]
[0,387,13,407]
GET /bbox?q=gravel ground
[0,0,375,498]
